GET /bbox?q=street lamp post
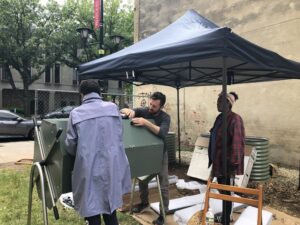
[110,35,124,45]
[76,29,126,105]
[99,0,104,54]
[110,34,124,53]
[110,34,125,105]
[76,27,94,49]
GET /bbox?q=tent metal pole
[222,56,229,225]
[298,159,300,190]
[177,87,181,164]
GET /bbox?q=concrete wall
[134,0,300,167]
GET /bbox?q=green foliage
[104,0,134,49]
[57,0,134,65]
[0,168,140,224]
[0,0,134,83]
[0,0,53,85]
[0,0,134,114]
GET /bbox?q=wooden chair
[201,180,263,225]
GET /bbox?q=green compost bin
[123,119,164,178]
[34,118,73,209]
[34,118,164,209]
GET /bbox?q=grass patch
[0,167,140,225]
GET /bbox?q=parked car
[43,105,77,119]
[0,110,40,139]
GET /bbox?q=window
[72,68,78,85]
[45,65,51,83]
[1,67,10,81]
[118,81,122,89]
[54,63,60,84]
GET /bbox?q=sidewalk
[0,140,34,164]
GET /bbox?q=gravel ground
[176,150,300,218]
[251,166,300,218]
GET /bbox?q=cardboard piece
[235,149,257,187]
[173,194,246,225]
[194,136,209,147]
[150,194,204,213]
[188,136,256,187]
[235,206,273,225]
[151,193,245,214]
[133,211,177,225]
[187,145,211,180]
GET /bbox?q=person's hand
[120,108,135,118]
[131,117,146,126]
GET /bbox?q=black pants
[85,210,118,225]
[217,177,234,225]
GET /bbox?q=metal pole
[34,90,38,117]
[99,0,104,49]
[298,159,300,190]
[33,117,59,220]
[177,88,181,164]
[222,56,229,225]
[27,163,48,225]
[156,174,166,221]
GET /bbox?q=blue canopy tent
[79,9,300,84]
[79,8,300,159]
[79,9,300,224]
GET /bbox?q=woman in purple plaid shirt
[208,91,245,224]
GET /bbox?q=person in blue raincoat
[65,80,131,225]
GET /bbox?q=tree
[0,0,66,115]
[59,0,134,98]
[59,0,134,65]
[103,0,134,98]
[104,0,134,51]
[0,0,134,115]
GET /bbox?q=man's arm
[120,108,135,118]
[131,117,160,135]
[120,107,159,132]
[157,114,170,139]
[131,113,170,139]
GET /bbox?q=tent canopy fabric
[78,9,300,88]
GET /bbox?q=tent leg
[298,160,300,190]
[177,88,181,165]
[221,56,229,225]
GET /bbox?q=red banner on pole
[94,0,100,30]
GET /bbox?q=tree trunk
[4,64,17,90]
[23,87,31,117]
[22,77,32,117]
